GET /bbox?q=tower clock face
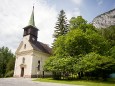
[32,37,35,41]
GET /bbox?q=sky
[0,0,115,53]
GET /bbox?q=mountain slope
[92,9,115,28]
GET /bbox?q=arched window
[38,60,40,65]
[24,44,26,49]
[37,60,40,71]
[22,57,25,64]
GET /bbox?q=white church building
[14,6,52,78]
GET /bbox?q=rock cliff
[92,9,115,28]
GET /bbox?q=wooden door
[21,67,24,77]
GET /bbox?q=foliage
[53,10,69,39]
[53,36,66,56]
[0,46,15,77]
[45,28,110,80]
[69,16,87,30]
[109,46,115,59]
[85,29,110,55]
[69,16,97,32]
[5,57,15,74]
[44,56,77,79]
[74,52,115,79]
[99,26,115,46]
[4,70,14,77]
[53,29,109,57]
[44,16,113,80]
[65,29,89,56]
[44,56,76,72]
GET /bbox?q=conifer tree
[53,10,69,39]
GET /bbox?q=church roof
[30,41,52,54]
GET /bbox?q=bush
[52,72,61,80]
[5,70,14,77]
[74,52,115,80]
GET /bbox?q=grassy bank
[34,78,115,86]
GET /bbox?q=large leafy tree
[0,47,15,77]
[44,56,74,72]
[69,16,96,32]
[45,28,110,80]
[44,16,111,80]
[69,16,87,29]
[74,52,115,80]
[53,36,66,56]
[53,29,109,57]
[53,10,69,39]
[44,56,76,79]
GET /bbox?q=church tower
[14,6,51,78]
[23,6,38,43]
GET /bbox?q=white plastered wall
[14,35,51,78]
[31,50,51,76]
[14,54,33,77]
[19,35,33,52]
[14,35,34,77]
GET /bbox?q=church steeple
[23,6,38,43]
[29,6,35,26]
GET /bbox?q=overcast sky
[0,0,115,53]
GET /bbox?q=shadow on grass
[37,78,115,85]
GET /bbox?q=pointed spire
[29,6,35,26]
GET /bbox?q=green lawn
[34,78,115,86]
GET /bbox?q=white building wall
[14,54,33,78]
[31,51,51,77]
[19,35,33,52]
[14,35,51,78]
[14,35,34,78]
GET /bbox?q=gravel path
[0,78,84,86]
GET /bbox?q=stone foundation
[14,74,52,78]
[13,75,20,78]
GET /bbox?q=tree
[45,15,112,80]
[53,36,66,56]
[99,26,115,46]
[45,28,110,80]
[44,56,76,79]
[53,29,109,57]
[0,47,15,77]
[85,29,110,56]
[5,57,15,74]
[53,10,69,39]
[109,46,115,59]
[74,52,115,80]
[69,16,87,30]
[65,29,90,56]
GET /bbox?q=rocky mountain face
[92,9,115,28]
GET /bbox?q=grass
[34,78,115,86]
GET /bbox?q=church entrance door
[21,67,24,77]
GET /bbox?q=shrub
[5,70,14,77]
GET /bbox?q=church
[13,6,52,78]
